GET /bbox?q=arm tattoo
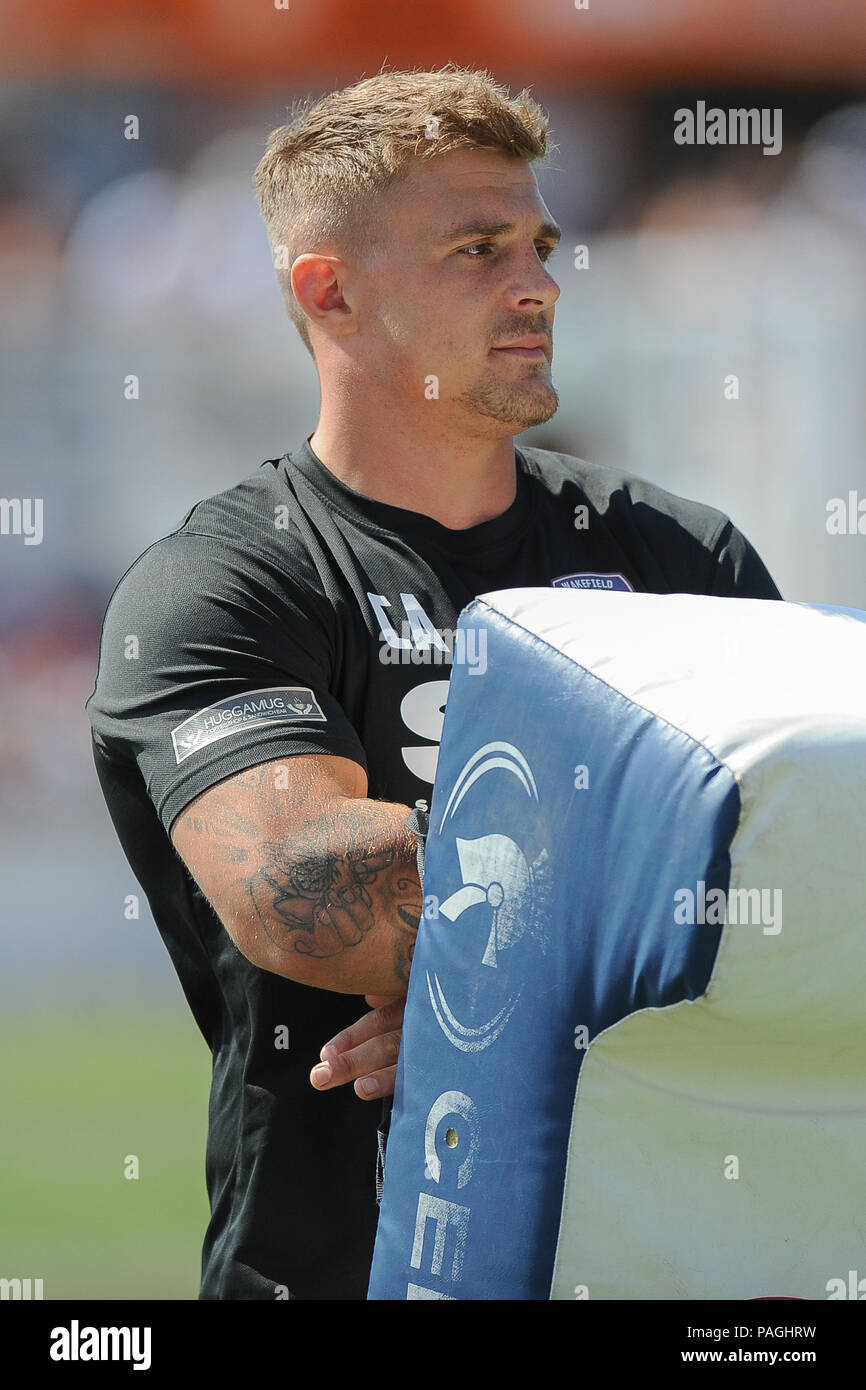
[177,805,260,862]
[387,870,422,985]
[246,802,422,964]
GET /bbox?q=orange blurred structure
[1,0,864,86]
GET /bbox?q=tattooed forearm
[172,757,421,993]
[245,801,422,969]
[177,805,260,861]
[391,874,421,985]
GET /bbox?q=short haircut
[253,63,551,359]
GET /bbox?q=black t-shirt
[85,437,782,1300]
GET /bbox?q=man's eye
[457,242,556,261]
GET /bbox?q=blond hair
[253,64,551,357]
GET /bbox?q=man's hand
[310,995,405,1099]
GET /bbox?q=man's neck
[308,416,518,531]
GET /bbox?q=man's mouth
[491,334,550,360]
[492,345,548,359]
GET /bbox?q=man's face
[357,147,561,432]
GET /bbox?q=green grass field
[0,1009,211,1300]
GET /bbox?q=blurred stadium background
[1,0,864,1298]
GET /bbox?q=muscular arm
[171,755,422,996]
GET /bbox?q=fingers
[319,997,406,1061]
[352,1064,398,1101]
[309,996,406,1099]
[310,1027,401,1094]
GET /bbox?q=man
[86,64,782,1301]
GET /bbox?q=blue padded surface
[368,594,740,1300]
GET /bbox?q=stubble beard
[457,363,559,429]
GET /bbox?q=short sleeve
[708,518,783,600]
[86,533,368,834]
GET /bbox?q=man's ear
[291,254,357,339]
